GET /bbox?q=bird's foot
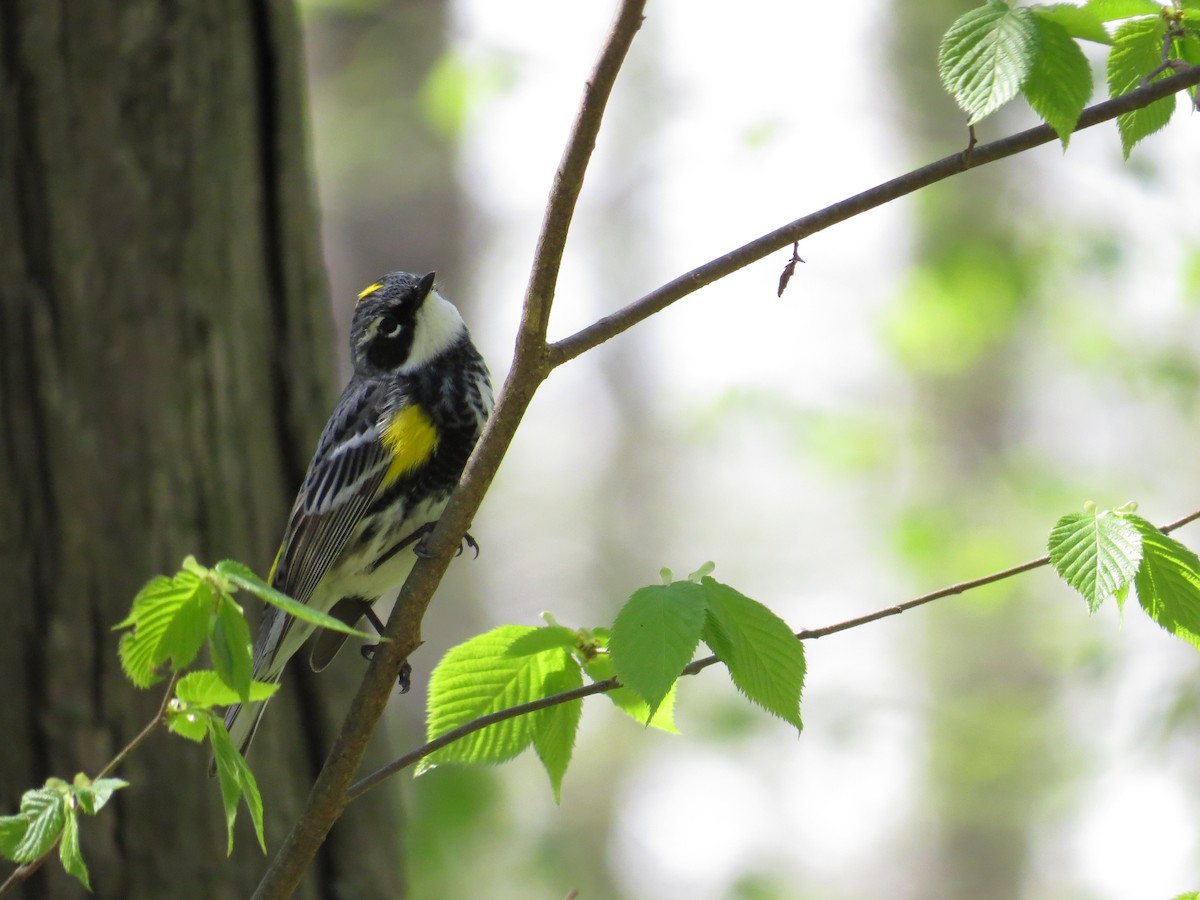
[360,643,413,694]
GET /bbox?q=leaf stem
[346,680,616,801]
[97,670,181,779]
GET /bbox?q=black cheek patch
[366,329,415,370]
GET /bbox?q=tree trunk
[0,2,401,896]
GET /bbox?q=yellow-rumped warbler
[224,271,493,758]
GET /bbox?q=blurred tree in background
[887,0,1067,895]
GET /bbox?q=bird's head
[349,271,467,375]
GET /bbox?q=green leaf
[583,651,678,733]
[1129,516,1200,649]
[211,595,254,703]
[161,582,213,670]
[938,1,1039,123]
[1038,4,1113,43]
[420,625,550,772]
[10,788,66,862]
[505,626,578,657]
[608,582,708,719]
[532,660,583,802]
[116,568,214,688]
[0,815,28,861]
[1114,580,1131,614]
[1085,0,1164,20]
[175,670,280,708]
[240,763,266,855]
[166,707,212,742]
[59,812,89,890]
[1177,31,1200,67]
[700,579,805,730]
[70,775,127,817]
[208,723,242,854]
[1048,508,1143,611]
[618,681,679,732]
[207,719,267,853]
[1107,16,1176,157]
[169,674,278,742]
[1024,13,1095,144]
[215,560,377,641]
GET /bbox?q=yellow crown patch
[357,282,384,303]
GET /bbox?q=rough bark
[0,2,399,896]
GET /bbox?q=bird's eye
[377,314,400,337]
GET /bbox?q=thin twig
[343,508,1200,800]
[346,680,616,801]
[97,670,181,778]
[0,671,181,896]
[692,506,1200,668]
[250,4,648,897]
[548,64,1200,367]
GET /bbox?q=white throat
[401,289,467,373]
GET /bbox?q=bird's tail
[225,692,273,757]
[208,686,277,777]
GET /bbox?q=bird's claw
[458,532,480,559]
[360,644,413,693]
[415,529,480,559]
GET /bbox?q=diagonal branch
[250,3,648,897]
[343,507,1200,800]
[547,64,1200,367]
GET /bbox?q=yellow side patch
[381,405,439,485]
[357,282,384,303]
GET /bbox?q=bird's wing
[252,379,392,676]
